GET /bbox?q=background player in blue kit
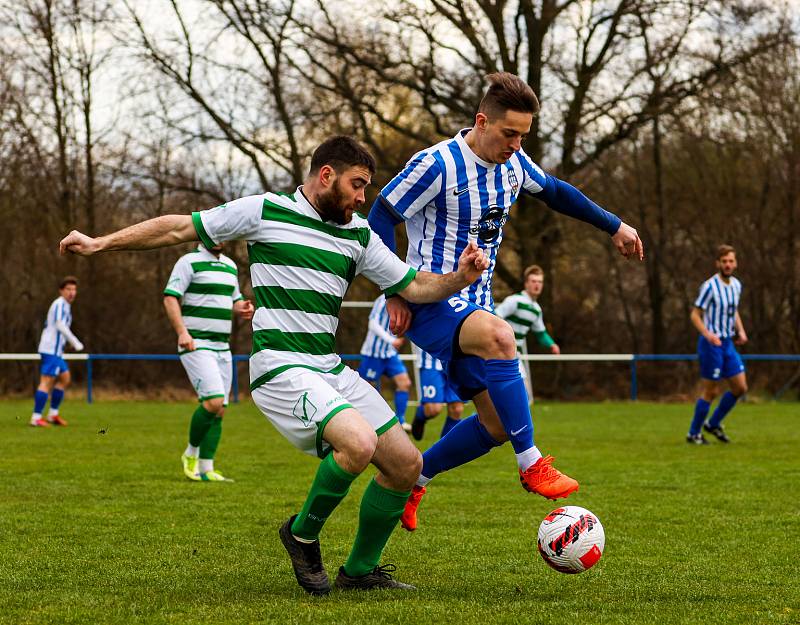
[30,276,84,427]
[357,294,413,432]
[410,347,465,442]
[368,72,644,530]
[687,245,748,444]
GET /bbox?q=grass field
[1,399,798,625]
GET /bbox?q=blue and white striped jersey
[359,295,397,358]
[38,296,73,357]
[694,274,742,338]
[378,129,548,311]
[414,345,444,371]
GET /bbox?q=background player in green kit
[163,243,254,481]
[59,136,488,594]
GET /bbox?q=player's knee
[395,446,423,489]
[343,430,378,472]
[733,381,748,397]
[423,403,442,418]
[203,397,225,414]
[395,374,411,392]
[448,403,464,420]
[482,319,516,359]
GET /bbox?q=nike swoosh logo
[510,425,527,436]
[453,187,470,196]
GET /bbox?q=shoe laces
[527,456,559,480]
[371,564,397,579]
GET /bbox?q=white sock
[198,458,214,473]
[184,444,199,457]
[47,408,59,417]
[516,446,543,471]
[293,534,315,544]
[416,474,432,487]
[31,413,42,423]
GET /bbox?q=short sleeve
[694,282,712,309]
[494,296,516,319]
[516,148,548,195]
[192,195,264,246]
[163,256,193,298]
[378,152,442,221]
[357,228,417,295]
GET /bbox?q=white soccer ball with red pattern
[537,506,605,574]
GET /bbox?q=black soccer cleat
[279,515,330,595]
[703,423,730,443]
[411,416,426,441]
[686,433,709,445]
[335,564,416,591]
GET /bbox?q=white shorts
[251,365,396,458]
[179,349,233,405]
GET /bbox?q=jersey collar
[455,128,497,169]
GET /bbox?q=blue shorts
[407,297,488,400]
[357,354,407,383]
[40,353,68,377]
[419,368,463,404]
[697,336,745,381]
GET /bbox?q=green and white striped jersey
[164,246,243,353]
[495,291,551,350]
[192,188,417,391]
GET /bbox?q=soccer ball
[537,506,605,574]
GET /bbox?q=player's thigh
[214,350,234,406]
[458,309,516,358]
[727,372,748,396]
[370,422,422,486]
[407,297,482,362]
[180,350,226,402]
[56,369,71,387]
[697,337,724,382]
[37,374,56,391]
[251,368,356,458]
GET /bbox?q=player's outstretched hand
[235,299,255,321]
[457,241,489,284]
[386,295,412,337]
[60,230,99,256]
[612,222,644,261]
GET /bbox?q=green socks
[189,405,217,447]
[199,416,222,460]
[343,478,410,577]
[291,453,358,540]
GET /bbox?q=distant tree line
[1,0,797,399]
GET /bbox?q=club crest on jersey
[470,205,508,243]
[507,169,519,195]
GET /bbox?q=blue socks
[33,390,48,415]
[690,398,711,435]
[420,414,501,480]
[708,392,738,428]
[394,390,409,424]
[50,388,65,411]
[440,416,459,438]
[485,359,535,453]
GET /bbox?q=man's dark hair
[716,244,736,260]
[478,72,540,119]
[59,276,78,289]
[309,136,376,176]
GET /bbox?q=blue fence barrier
[3,353,798,402]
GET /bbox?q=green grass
[1,400,798,625]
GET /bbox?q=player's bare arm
[611,222,644,261]
[690,306,721,346]
[398,242,488,304]
[60,215,197,256]
[163,295,195,352]
[734,311,748,345]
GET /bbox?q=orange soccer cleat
[29,418,51,428]
[519,456,579,500]
[400,485,426,531]
[48,415,68,426]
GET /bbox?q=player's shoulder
[218,253,239,270]
[511,148,546,178]
[731,276,743,288]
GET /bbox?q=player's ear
[319,164,336,189]
[475,112,488,132]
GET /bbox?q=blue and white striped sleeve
[694,281,713,309]
[378,152,442,221]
